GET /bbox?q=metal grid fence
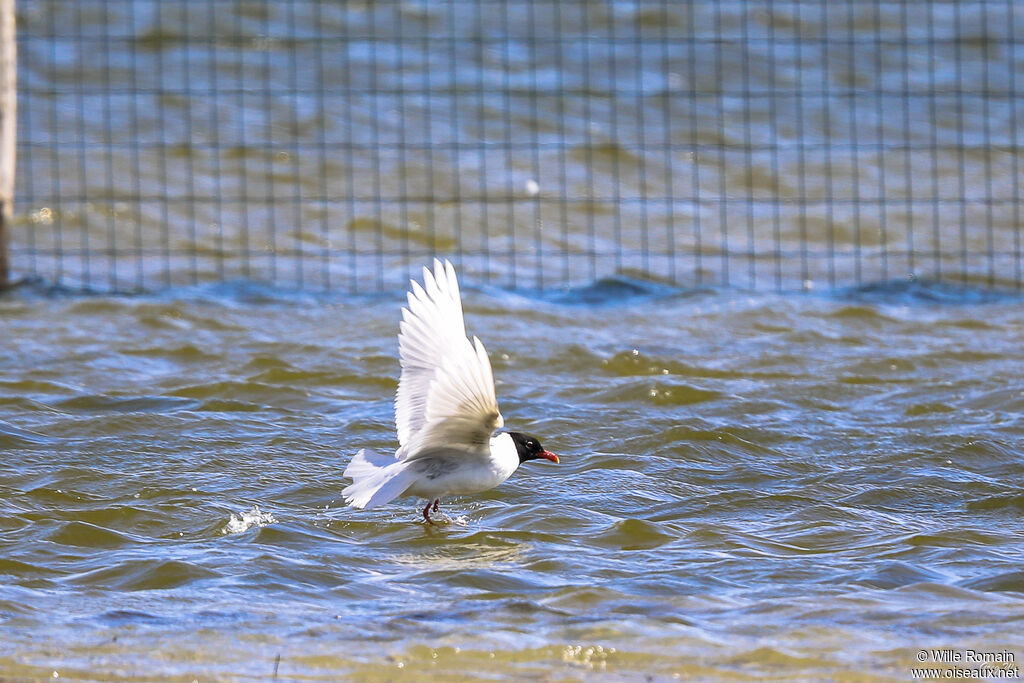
[11,0,1024,292]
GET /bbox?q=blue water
[2,279,1023,679]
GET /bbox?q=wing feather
[394,260,502,461]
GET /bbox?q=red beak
[539,450,559,463]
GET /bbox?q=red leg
[422,500,434,524]
[432,498,440,513]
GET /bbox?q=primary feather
[395,260,465,448]
[394,260,502,461]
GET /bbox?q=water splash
[222,506,277,535]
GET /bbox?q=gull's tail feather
[343,449,416,509]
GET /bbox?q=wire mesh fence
[11,0,1024,292]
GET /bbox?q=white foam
[222,505,277,535]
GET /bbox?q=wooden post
[0,0,15,286]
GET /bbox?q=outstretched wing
[394,260,503,460]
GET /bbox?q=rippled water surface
[2,279,1024,681]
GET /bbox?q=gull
[343,260,559,523]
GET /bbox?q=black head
[508,431,559,464]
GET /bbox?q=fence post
[0,0,15,287]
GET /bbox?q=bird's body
[343,260,557,522]
[404,432,521,499]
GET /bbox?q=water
[7,4,1024,675]
[3,278,1024,680]
[15,1,1024,292]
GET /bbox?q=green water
[15,1,1024,292]
[2,279,1024,681]
[7,0,1024,678]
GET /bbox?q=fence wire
[11,0,1024,292]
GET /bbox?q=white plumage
[342,259,558,523]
